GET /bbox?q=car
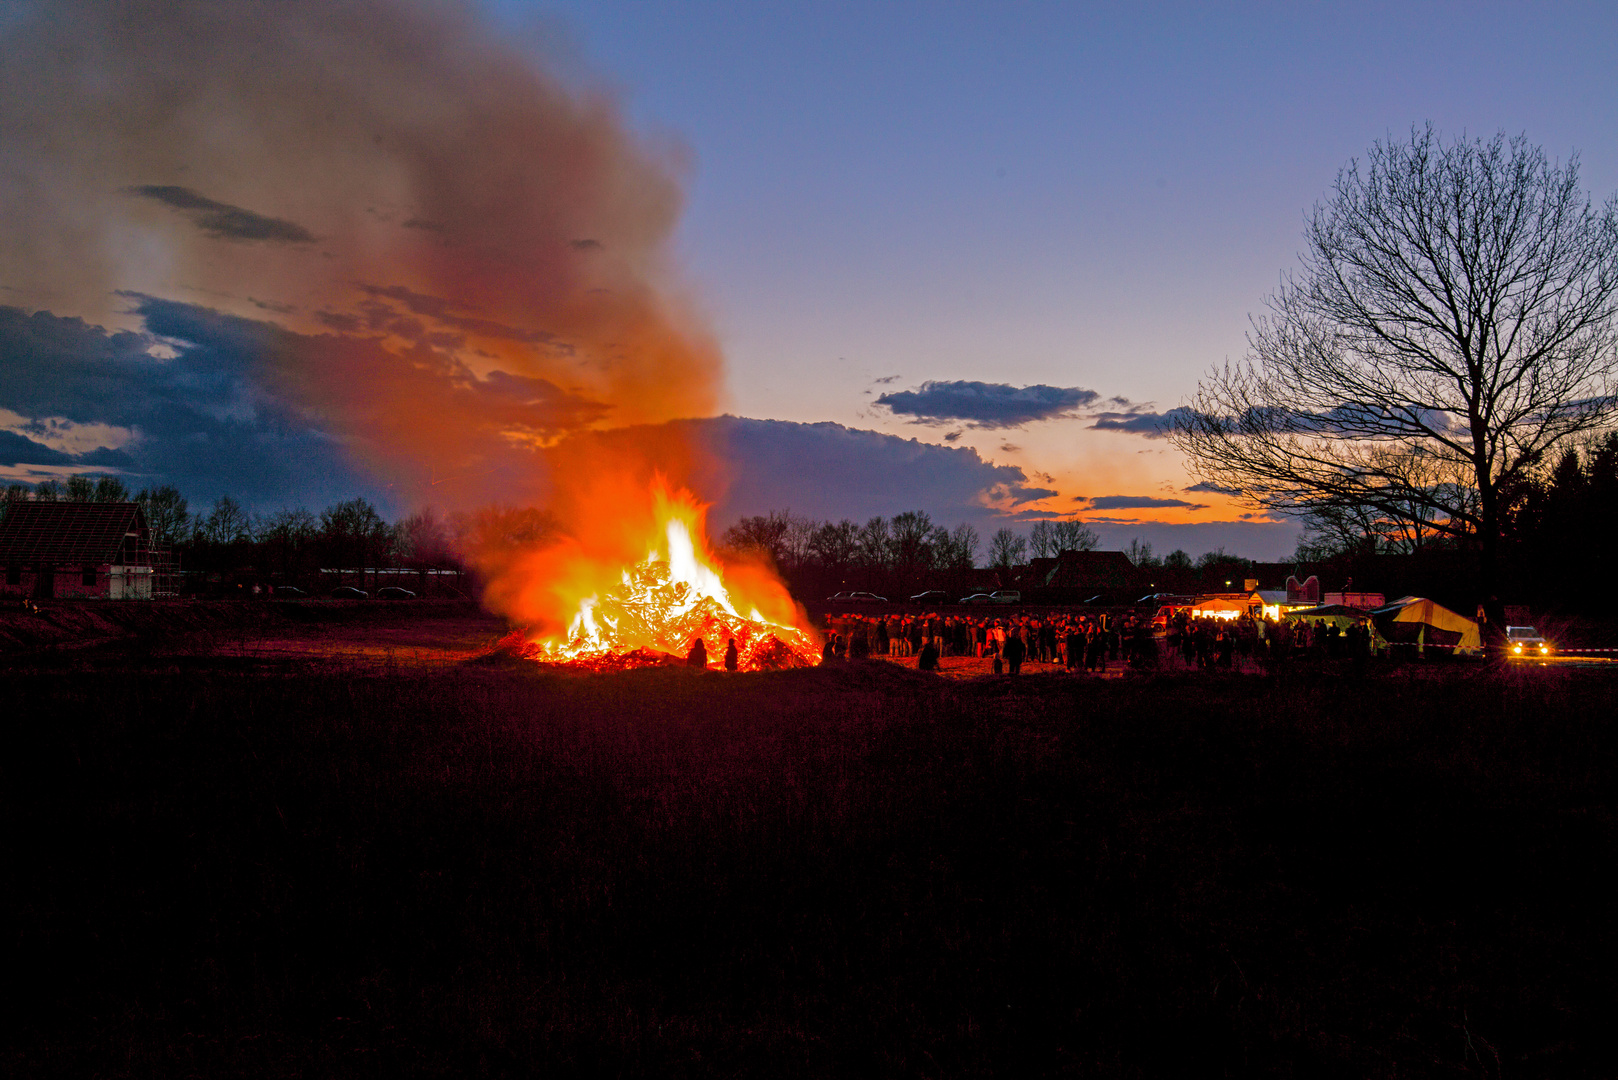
[958,593,996,604]
[272,585,308,598]
[989,590,1021,604]
[329,586,368,599]
[1504,625,1552,658]
[376,586,417,599]
[909,590,950,604]
[824,591,887,604]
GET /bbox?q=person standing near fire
[724,637,738,672]
[686,637,707,668]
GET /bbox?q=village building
[0,501,164,600]
[1015,549,1142,601]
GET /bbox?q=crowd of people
[1162,610,1375,668]
[818,610,1154,673]
[813,606,1379,675]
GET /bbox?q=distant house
[1020,549,1140,592]
[0,501,158,600]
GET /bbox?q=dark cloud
[1184,480,1242,496]
[872,374,900,385]
[1088,406,1191,438]
[1083,495,1209,511]
[0,303,364,504]
[943,430,962,442]
[0,300,612,510]
[876,380,1100,428]
[0,429,72,466]
[703,417,1053,520]
[999,442,1021,453]
[992,482,1057,503]
[127,185,317,244]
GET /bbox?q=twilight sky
[3,1,1616,559]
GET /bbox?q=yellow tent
[1371,596,1482,655]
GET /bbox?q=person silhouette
[724,637,739,671]
[686,637,708,668]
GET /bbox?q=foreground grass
[3,660,1614,1077]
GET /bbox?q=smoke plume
[0,0,723,516]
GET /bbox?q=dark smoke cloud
[127,185,318,244]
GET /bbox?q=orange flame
[480,475,820,670]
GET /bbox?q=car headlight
[1513,644,1522,653]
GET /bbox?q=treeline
[722,511,1116,599]
[7,474,1300,602]
[2,478,463,585]
[1503,434,1618,608]
[1279,431,1618,612]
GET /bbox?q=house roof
[0,501,149,565]
[1037,549,1139,588]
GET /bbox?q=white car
[1504,625,1551,658]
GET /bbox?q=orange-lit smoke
[0,0,807,652]
[1,0,719,505]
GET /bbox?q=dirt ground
[0,599,510,670]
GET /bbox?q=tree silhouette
[1174,126,1618,602]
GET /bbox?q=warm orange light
[482,475,820,671]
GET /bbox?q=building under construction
[0,500,176,600]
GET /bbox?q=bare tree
[199,495,250,545]
[1028,520,1057,559]
[888,511,936,575]
[856,516,892,572]
[722,511,794,567]
[807,519,860,570]
[92,475,130,502]
[135,485,190,546]
[1173,126,1618,597]
[987,527,1026,573]
[1051,518,1099,552]
[946,523,980,569]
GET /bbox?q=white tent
[1191,596,1248,619]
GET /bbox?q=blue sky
[496,0,1618,554]
[3,1,1616,559]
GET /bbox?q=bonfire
[493,481,820,672]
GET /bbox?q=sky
[3,0,1616,560]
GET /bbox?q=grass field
[3,637,1614,1077]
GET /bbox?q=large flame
[485,477,820,671]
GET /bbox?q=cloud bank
[875,380,1100,428]
[1081,495,1208,511]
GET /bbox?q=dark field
[4,639,1615,1076]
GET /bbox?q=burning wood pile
[482,480,820,673]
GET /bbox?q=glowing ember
[516,480,820,671]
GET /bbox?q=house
[1015,549,1141,601]
[0,501,160,600]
